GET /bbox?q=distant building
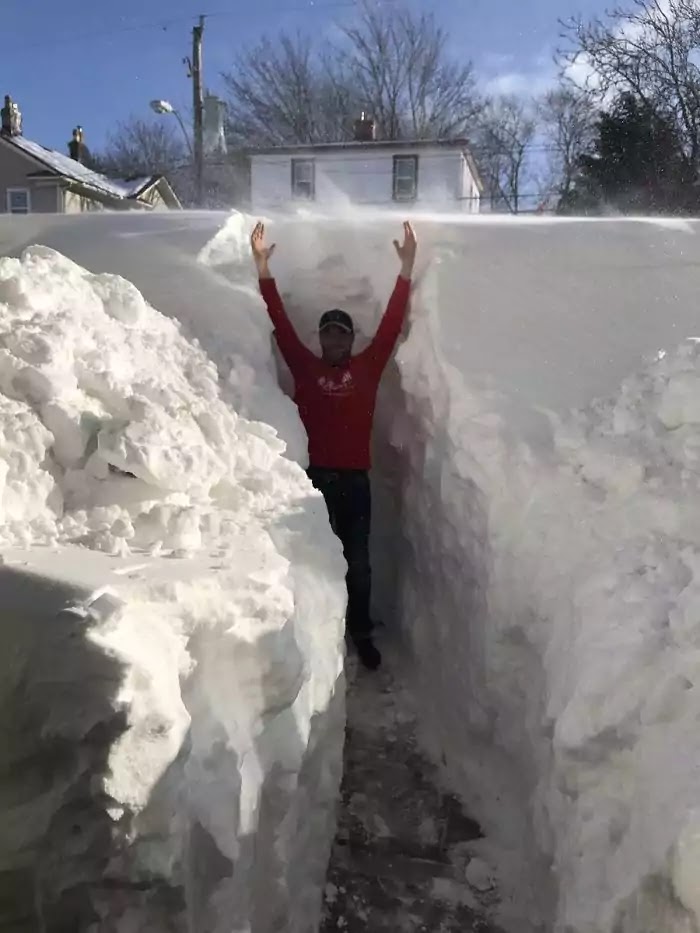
[249,114,483,213]
[203,93,227,158]
[0,95,181,214]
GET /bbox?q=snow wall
[0,215,346,932]
[4,211,700,933]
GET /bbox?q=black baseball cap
[319,309,354,334]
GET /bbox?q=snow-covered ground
[3,211,700,933]
[0,226,345,931]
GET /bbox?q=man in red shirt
[251,220,417,670]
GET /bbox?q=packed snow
[0,231,345,931]
[4,211,700,933]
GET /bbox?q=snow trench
[206,212,700,933]
[4,211,700,933]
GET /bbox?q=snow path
[320,643,503,933]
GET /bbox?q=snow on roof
[111,176,158,198]
[3,133,140,200]
[247,137,473,155]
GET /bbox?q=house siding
[64,190,84,213]
[137,186,170,211]
[0,144,61,213]
[64,190,107,213]
[460,152,480,210]
[250,146,480,213]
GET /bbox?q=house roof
[247,137,474,156]
[1,133,181,207]
[112,176,157,197]
[113,174,182,208]
[2,132,134,199]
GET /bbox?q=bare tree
[338,2,480,139]
[538,87,597,205]
[559,0,700,175]
[95,117,187,177]
[223,33,355,145]
[221,3,480,144]
[474,96,538,213]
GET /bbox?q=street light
[149,99,193,158]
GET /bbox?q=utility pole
[192,15,205,206]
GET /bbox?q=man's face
[320,324,354,366]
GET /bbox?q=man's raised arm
[364,221,417,373]
[251,221,313,374]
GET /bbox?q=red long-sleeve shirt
[259,276,411,470]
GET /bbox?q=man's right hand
[393,221,417,281]
[251,221,276,279]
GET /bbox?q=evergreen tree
[561,94,693,215]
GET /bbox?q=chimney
[203,93,228,157]
[353,111,376,142]
[68,126,85,162]
[1,95,22,136]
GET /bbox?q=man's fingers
[401,221,415,246]
[393,239,400,253]
[269,243,276,256]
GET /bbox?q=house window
[393,155,418,201]
[291,159,315,200]
[7,187,30,214]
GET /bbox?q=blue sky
[5,0,607,154]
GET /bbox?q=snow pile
[0,239,345,931]
[0,243,299,555]
[201,212,700,933]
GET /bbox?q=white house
[249,117,482,213]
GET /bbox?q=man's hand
[393,221,417,281]
[251,221,276,279]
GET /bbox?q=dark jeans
[307,467,373,641]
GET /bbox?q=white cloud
[481,51,516,71]
[485,69,555,97]
[482,49,557,98]
[565,52,603,93]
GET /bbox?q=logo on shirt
[318,370,355,396]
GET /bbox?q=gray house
[0,96,181,214]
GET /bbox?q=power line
[205,0,386,18]
[20,14,198,52]
[19,0,377,52]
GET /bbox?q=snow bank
[0,232,345,931]
[201,212,700,933]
